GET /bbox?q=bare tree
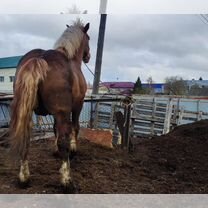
[146,76,154,94]
[147,76,153,85]
[164,76,188,95]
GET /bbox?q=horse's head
[54,20,91,63]
[81,23,91,63]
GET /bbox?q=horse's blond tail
[10,58,49,159]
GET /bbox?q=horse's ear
[83,23,90,33]
[66,24,69,28]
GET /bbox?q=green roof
[0,56,22,69]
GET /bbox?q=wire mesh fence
[0,95,126,131]
[0,96,127,147]
[0,101,10,128]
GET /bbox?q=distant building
[100,82,166,95]
[185,79,208,96]
[142,83,165,94]
[0,56,22,93]
[186,79,208,89]
[100,82,135,95]
[0,55,94,95]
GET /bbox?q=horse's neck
[56,42,84,68]
[56,47,68,58]
[72,46,84,68]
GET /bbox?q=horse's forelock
[72,18,84,28]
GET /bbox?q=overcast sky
[1,0,208,14]
[0,1,208,83]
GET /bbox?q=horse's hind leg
[19,146,30,187]
[19,160,30,186]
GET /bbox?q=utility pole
[92,0,107,94]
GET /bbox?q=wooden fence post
[150,97,156,136]
[121,97,132,151]
[163,98,173,134]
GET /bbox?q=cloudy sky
[0,1,208,83]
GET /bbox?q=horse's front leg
[56,114,76,193]
[71,104,83,156]
[70,127,78,153]
[59,159,71,188]
[57,135,75,192]
[57,135,76,193]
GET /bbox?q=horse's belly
[34,106,49,116]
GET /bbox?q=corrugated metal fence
[130,95,208,139]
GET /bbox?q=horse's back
[16,48,84,115]
[18,49,46,68]
[38,50,74,115]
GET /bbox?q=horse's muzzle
[83,53,91,63]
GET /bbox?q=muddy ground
[0,120,208,194]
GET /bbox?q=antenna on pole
[92,0,108,94]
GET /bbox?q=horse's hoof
[69,151,77,160]
[62,181,77,194]
[18,179,31,189]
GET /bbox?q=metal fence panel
[1,94,208,143]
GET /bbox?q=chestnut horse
[10,20,90,192]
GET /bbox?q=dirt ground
[0,120,208,194]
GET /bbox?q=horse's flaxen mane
[54,19,85,59]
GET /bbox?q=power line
[196,14,208,26]
[84,63,110,92]
[84,63,95,77]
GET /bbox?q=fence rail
[1,94,208,149]
[0,95,126,140]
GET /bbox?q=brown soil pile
[0,120,208,193]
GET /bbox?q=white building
[0,56,22,93]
